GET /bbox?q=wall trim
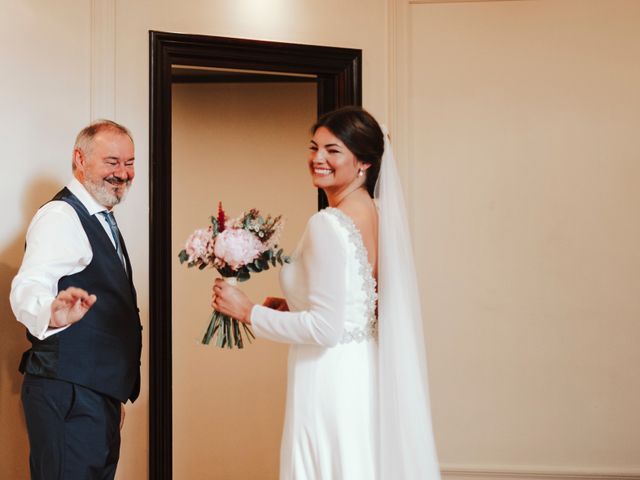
[410,0,525,4]
[441,465,640,480]
[387,0,413,232]
[90,0,116,119]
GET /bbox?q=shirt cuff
[31,302,53,340]
[35,299,70,340]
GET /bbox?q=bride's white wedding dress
[251,207,379,480]
[251,131,441,480]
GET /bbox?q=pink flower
[213,228,263,269]
[185,228,212,263]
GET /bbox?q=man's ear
[72,148,84,171]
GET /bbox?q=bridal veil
[375,128,441,479]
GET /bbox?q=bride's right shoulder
[304,209,340,233]
[307,209,332,227]
[301,210,348,252]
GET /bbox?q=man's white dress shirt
[10,178,119,340]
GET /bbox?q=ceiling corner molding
[90,0,116,120]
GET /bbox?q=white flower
[185,229,212,263]
[264,217,286,250]
[213,228,263,269]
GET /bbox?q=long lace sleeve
[250,212,347,347]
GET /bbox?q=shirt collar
[66,177,110,216]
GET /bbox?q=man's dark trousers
[22,374,121,480]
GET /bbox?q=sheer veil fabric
[374,128,441,479]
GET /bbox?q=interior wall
[171,81,317,479]
[406,0,640,477]
[0,1,92,477]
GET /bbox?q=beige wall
[405,0,640,478]
[0,1,92,477]
[171,81,317,478]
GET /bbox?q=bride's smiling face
[308,127,362,191]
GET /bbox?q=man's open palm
[50,287,97,328]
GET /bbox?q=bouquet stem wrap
[203,277,255,348]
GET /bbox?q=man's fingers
[51,289,97,327]
[54,290,74,305]
[52,295,76,312]
[83,294,97,309]
[71,294,97,311]
[55,287,93,305]
[65,287,91,298]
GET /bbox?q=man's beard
[84,174,131,208]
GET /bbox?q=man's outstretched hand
[50,287,97,328]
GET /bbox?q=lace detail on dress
[323,208,378,344]
[340,321,378,344]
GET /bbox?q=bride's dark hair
[312,106,384,197]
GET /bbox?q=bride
[212,106,440,479]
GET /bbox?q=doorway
[149,31,362,479]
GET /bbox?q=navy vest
[19,188,142,403]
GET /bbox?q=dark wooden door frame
[149,30,362,479]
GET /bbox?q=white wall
[404,0,640,478]
[0,1,92,477]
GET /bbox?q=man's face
[74,130,135,208]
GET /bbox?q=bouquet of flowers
[179,202,289,348]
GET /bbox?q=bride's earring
[358,169,364,177]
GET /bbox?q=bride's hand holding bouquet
[211,288,289,322]
[211,278,253,323]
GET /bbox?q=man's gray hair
[72,120,133,170]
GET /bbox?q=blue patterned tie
[100,211,127,269]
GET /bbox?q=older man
[10,120,142,480]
